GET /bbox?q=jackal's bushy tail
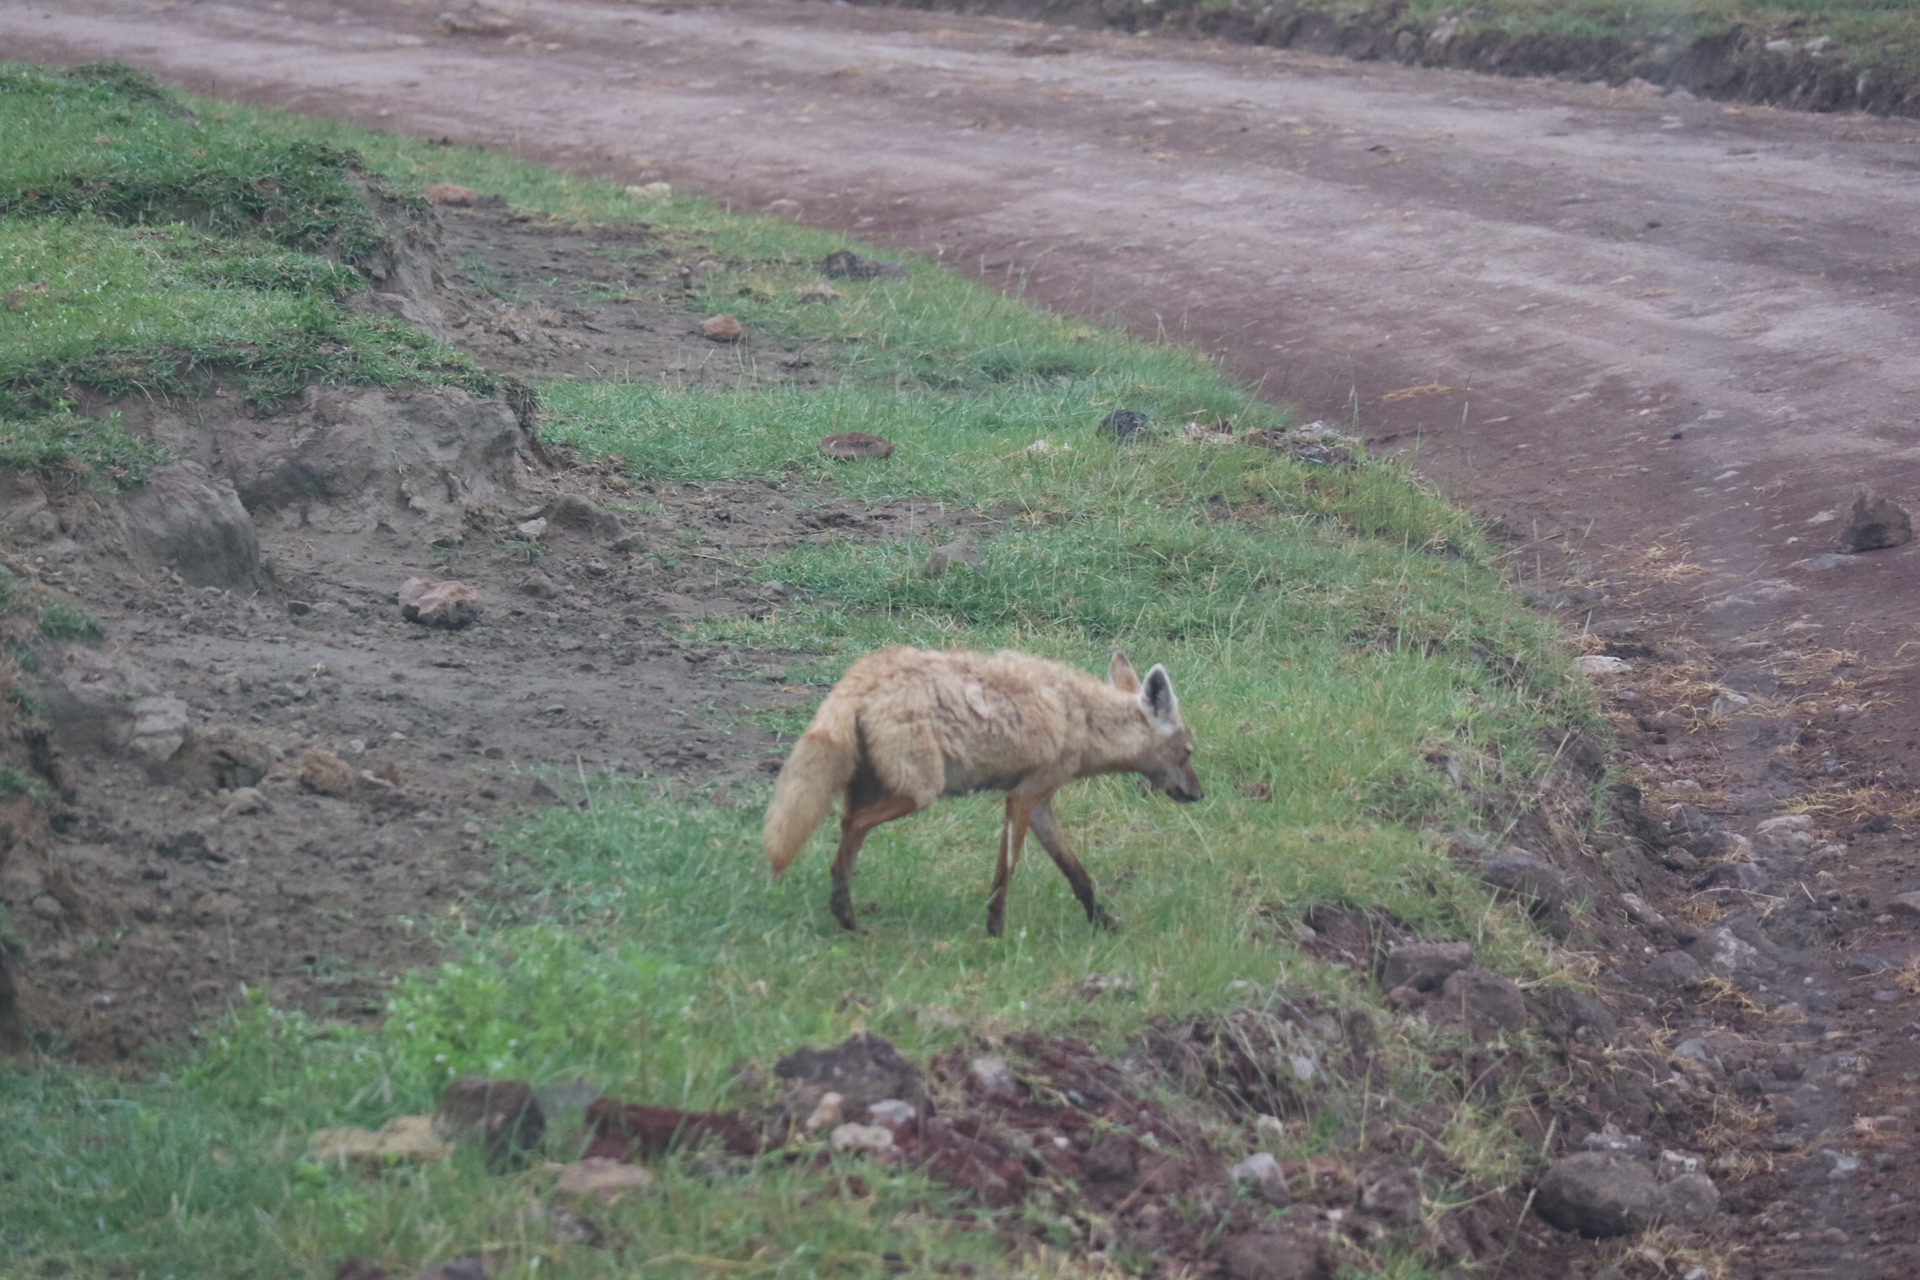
[764,692,860,874]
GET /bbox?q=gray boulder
[119,461,263,590]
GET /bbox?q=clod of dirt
[1360,1169,1423,1225]
[424,182,481,206]
[700,314,744,342]
[1217,1228,1333,1280]
[828,1121,896,1154]
[299,748,359,796]
[1532,1151,1717,1238]
[1477,849,1573,924]
[118,461,264,591]
[1378,940,1472,993]
[552,1156,657,1204]
[820,250,908,280]
[311,1115,452,1171]
[1097,408,1152,444]
[399,577,482,629]
[1530,987,1618,1044]
[802,1091,844,1133]
[818,432,895,462]
[1429,968,1530,1036]
[776,1032,929,1124]
[579,1098,769,1160]
[1837,491,1914,552]
[538,494,622,540]
[432,1076,546,1169]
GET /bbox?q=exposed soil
[0,201,979,1059]
[3,1,1920,1275]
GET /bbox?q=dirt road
[7,0,1920,1272]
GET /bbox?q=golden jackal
[763,646,1202,936]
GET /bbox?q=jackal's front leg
[1031,801,1120,931]
[986,795,1037,938]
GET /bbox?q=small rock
[970,1054,1016,1094]
[828,1122,895,1154]
[821,250,908,280]
[1886,893,1920,918]
[797,282,842,303]
[312,1115,453,1171]
[1669,803,1719,835]
[922,537,982,578]
[1643,951,1704,990]
[1619,892,1669,930]
[1673,1038,1719,1072]
[1379,940,1473,993]
[1097,409,1152,444]
[432,1076,546,1169]
[1479,851,1572,919]
[701,314,745,342]
[1533,1153,1661,1237]
[803,1091,845,1134]
[1360,1170,1421,1225]
[520,570,561,600]
[1837,492,1913,553]
[1574,655,1632,675]
[129,695,191,764]
[220,787,271,818]
[1581,1127,1645,1156]
[299,748,359,797]
[1432,968,1530,1035]
[423,182,480,206]
[541,495,623,539]
[515,517,548,540]
[1230,1151,1292,1206]
[30,893,64,922]
[553,1157,657,1204]
[626,181,671,200]
[399,577,482,629]
[819,432,894,462]
[765,198,803,218]
[1081,973,1136,999]
[867,1098,915,1128]
[1659,1172,1720,1222]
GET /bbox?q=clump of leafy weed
[36,599,102,643]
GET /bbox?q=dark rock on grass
[1218,1228,1333,1280]
[776,1032,929,1126]
[700,314,744,342]
[1478,850,1572,919]
[1838,491,1913,553]
[1097,408,1152,444]
[1533,1153,1719,1238]
[119,460,263,591]
[1431,967,1530,1036]
[819,432,894,462]
[1379,940,1473,993]
[821,250,908,280]
[580,1098,768,1160]
[921,537,982,578]
[432,1076,546,1170]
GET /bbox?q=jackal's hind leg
[1031,801,1119,931]
[829,792,918,931]
[986,795,1038,938]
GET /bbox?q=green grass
[0,76,1605,1280]
[0,62,497,483]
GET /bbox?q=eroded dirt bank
[3,2,1919,1274]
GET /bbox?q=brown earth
[3,1,1920,1276]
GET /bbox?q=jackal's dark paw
[1093,907,1123,932]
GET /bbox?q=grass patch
[35,598,102,643]
[0,61,497,483]
[0,81,1606,1280]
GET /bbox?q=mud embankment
[857,0,1920,117]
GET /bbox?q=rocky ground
[2,2,1918,1274]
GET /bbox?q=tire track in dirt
[5,2,1920,1273]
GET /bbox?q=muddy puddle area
[0,200,977,1060]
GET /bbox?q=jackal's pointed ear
[1138,664,1180,728]
[1108,650,1140,693]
